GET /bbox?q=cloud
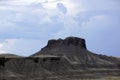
[0,39,15,54]
[79,0,120,11]
[0,38,48,56]
[57,3,67,14]
[0,0,82,39]
[79,13,120,57]
[54,16,80,38]
[0,0,37,6]
[0,0,63,39]
[0,0,120,56]
[0,41,7,53]
[0,44,3,49]
[81,15,110,30]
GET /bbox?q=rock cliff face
[32,37,119,69]
[0,36,120,80]
[46,37,87,49]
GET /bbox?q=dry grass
[78,76,120,80]
[105,76,120,80]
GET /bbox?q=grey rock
[0,36,120,80]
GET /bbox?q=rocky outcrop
[46,37,87,49]
[32,37,119,69]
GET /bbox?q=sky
[0,0,120,57]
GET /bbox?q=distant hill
[0,53,22,58]
[32,36,120,69]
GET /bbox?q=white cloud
[0,0,63,39]
[0,39,15,54]
[54,16,80,38]
[79,0,120,11]
[0,0,36,6]
[0,40,6,54]
[81,15,110,30]
[60,0,85,16]
[0,38,47,56]
[0,0,120,56]
[0,44,3,49]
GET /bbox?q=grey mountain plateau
[0,37,120,80]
